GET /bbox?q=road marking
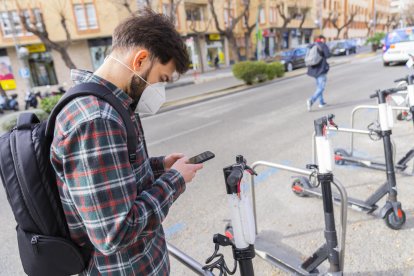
[147,120,221,147]
[165,222,186,239]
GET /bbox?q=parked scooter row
[0,86,68,114]
[167,72,414,275]
[0,93,18,114]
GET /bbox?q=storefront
[290,29,313,47]
[88,37,112,71]
[26,44,58,87]
[205,34,225,67]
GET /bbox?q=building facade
[0,0,392,102]
[320,0,392,41]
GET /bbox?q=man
[51,10,203,275]
[306,35,331,111]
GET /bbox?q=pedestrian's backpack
[0,83,137,276]
[305,43,323,67]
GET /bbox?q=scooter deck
[337,154,411,175]
[306,187,377,213]
[255,234,320,275]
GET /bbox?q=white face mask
[107,55,167,114]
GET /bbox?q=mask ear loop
[106,55,152,86]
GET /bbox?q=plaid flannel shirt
[50,69,185,275]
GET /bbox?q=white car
[383,27,414,66]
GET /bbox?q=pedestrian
[306,35,331,111]
[50,9,203,275]
[214,55,220,69]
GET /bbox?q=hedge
[232,61,285,84]
[40,95,63,114]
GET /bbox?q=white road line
[147,120,221,147]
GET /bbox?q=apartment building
[321,0,392,40]
[0,0,392,101]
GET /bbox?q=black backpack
[0,83,137,276]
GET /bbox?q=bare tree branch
[16,0,76,69]
[331,11,357,39]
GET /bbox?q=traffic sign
[19,67,30,79]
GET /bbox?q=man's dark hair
[112,9,189,74]
[318,35,326,40]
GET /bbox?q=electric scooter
[167,156,257,276]
[252,115,347,275]
[335,81,414,174]
[168,147,347,275]
[294,99,406,230]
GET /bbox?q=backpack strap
[45,83,137,162]
[17,112,40,130]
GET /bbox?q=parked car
[276,46,308,72]
[329,40,357,56]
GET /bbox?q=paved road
[1,54,414,275]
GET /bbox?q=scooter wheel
[291,178,308,197]
[384,208,406,230]
[334,149,349,165]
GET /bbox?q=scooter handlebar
[370,86,408,99]
[226,167,243,187]
[394,77,407,83]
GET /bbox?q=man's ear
[132,50,149,71]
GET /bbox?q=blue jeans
[310,74,327,105]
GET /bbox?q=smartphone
[188,151,215,164]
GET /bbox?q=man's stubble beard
[129,69,149,103]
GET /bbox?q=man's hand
[164,153,185,171]
[171,157,203,183]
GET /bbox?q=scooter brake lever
[328,118,338,129]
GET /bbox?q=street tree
[242,5,258,60]
[363,13,383,37]
[16,0,76,69]
[384,14,398,32]
[275,2,308,50]
[330,10,357,39]
[297,7,311,44]
[403,3,414,26]
[208,0,251,62]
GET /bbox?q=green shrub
[233,61,256,84]
[40,95,62,114]
[266,62,285,79]
[0,109,49,132]
[256,61,268,83]
[232,61,269,84]
[366,32,386,46]
[232,61,286,84]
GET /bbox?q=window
[186,6,203,21]
[269,7,277,23]
[0,9,42,38]
[0,11,24,37]
[73,3,98,31]
[162,3,170,15]
[259,6,265,24]
[223,2,234,27]
[28,51,58,86]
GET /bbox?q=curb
[156,59,352,115]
